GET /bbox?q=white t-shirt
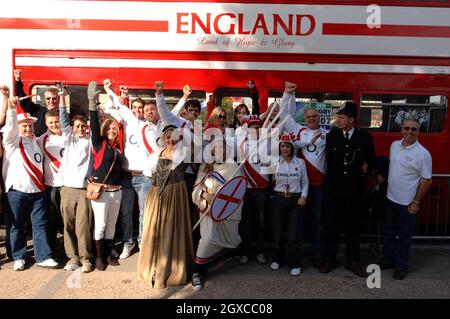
[273,157,309,196]
[387,139,432,205]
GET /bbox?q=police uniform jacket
[324,127,376,200]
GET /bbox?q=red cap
[246,115,262,127]
[279,132,294,145]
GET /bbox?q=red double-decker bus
[1,0,449,236]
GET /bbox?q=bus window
[32,85,88,116]
[268,92,353,130]
[32,85,206,119]
[360,94,448,133]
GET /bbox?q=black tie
[345,132,350,140]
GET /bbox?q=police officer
[320,101,376,277]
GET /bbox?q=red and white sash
[43,134,62,174]
[19,138,45,191]
[240,139,270,189]
[297,128,327,186]
[141,124,154,157]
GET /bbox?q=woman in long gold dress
[137,124,194,289]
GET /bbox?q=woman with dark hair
[233,103,250,129]
[138,82,194,289]
[87,81,124,271]
[269,132,309,276]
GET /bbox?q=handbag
[86,182,103,200]
[86,149,117,200]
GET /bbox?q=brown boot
[95,240,106,271]
[105,240,119,266]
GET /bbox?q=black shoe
[393,270,408,280]
[345,262,368,278]
[312,257,321,269]
[319,261,335,274]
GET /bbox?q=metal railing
[416,174,450,239]
[362,174,450,241]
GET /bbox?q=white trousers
[91,190,122,240]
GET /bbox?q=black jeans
[323,196,361,264]
[239,188,269,256]
[270,194,304,268]
[305,185,324,259]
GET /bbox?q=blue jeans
[6,190,53,262]
[131,174,151,244]
[382,199,417,272]
[119,173,151,246]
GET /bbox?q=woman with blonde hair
[207,107,228,133]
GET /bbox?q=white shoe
[270,262,280,271]
[14,259,26,271]
[290,267,302,276]
[238,256,249,265]
[36,258,59,268]
[119,242,135,259]
[256,253,267,264]
[191,273,203,291]
[81,261,94,273]
[64,262,80,271]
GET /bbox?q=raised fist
[155,81,164,95]
[204,92,213,105]
[0,85,10,97]
[183,84,192,98]
[284,81,297,94]
[87,81,102,110]
[55,82,68,97]
[155,81,164,89]
[119,85,129,97]
[8,96,19,108]
[103,79,113,92]
[13,69,22,81]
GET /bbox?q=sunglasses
[218,114,227,119]
[403,126,418,132]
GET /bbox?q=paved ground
[1,227,449,299]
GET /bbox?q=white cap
[17,112,37,123]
